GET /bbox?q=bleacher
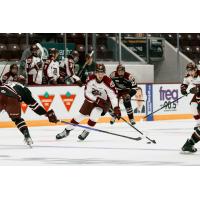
[0,33,116,62]
[121,33,200,63]
[160,33,200,63]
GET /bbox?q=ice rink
[0,119,200,165]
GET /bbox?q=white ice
[0,119,199,165]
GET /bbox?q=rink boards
[0,84,194,127]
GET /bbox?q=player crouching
[56,64,121,141]
[0,76,58,147]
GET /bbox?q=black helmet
[69,50,79,63]
[30,44,39,57]
[48,48,59,60]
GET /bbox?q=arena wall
[0,84,193,128]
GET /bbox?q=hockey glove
[46,109,58,123]
[113,106,121,119]
[190,87,200,95]
[95,97,107,109]
[181,90,188,96]
[76,80,83,87]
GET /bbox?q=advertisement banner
[0,84,195,127]
[153,84,193,119]
[145,84,153,121]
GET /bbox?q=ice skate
[56,129,71,140]
[130,119,136,125]
[110,116,116,125]
[22,130,33,147]
[78,130,90,141]
[24,136,33,148]
[182,139,197,153]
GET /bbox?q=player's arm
[104,79,121,119]
[128,74,137,88]
[181,77,189,95]
[2,74,8,83]
[26,57,38,73]
[84,79,97,102]
[20,87,58,123]
[68,61,82,86]
[46,63,57,84]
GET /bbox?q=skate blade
[27,144,33,148]
[180,150,197,154]
[77,140,85,142]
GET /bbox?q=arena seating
[159,33,200,63]
[0,33,114,61]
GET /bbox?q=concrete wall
[154,40,193,83]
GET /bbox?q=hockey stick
[60,120,142,141]
[34,43,44,84]
[119,116,156,144]
[0,63,8,81]
[131,99,145,102]
[77,50,94,77]
[143,94,187,119]
[64,50,94,84]
[109,107,156,144]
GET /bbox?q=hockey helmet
[30,44,39,56]
[116,64,125,72]
[186,62,197,71]
[69,50,79,63]
[49,48,59,60]
[95,64,106,73]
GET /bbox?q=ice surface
[0,119,199,165]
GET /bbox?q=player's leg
[56,113,85,139]
[182,102,199,152]
[109,109,117,124]
[11,117,33,146]
[109,98,119,125]
[78,107,103,140]
[6,96,33,146]
[56,100,94,140]
[122,93,135,125]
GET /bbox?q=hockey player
[56,64,121,141]
[78,53,96,84]
[20,43,42,78]
[59,50,82,86]
[110,64,137,125]
[1,64,18,84]
[25,48,43,85]
[0,76,58,147]
[43,48,60,85]
[181,62,200,153]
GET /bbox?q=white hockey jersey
[84,74,118,108]
[26,56,43,84]
[59,57,80,82]
[43,59,60,82]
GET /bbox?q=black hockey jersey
[0,82,46,115]
[110,71,137,91]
